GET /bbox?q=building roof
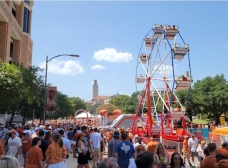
[92,95,109,101]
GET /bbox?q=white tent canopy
[75,112,94,118]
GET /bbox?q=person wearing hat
[217,142,228,159]
[108,130,121,158]
[182,135,191,166]
[31,127,39,139]
[47,126,52,131]
[21,130,32,168]
[7,129,22,158]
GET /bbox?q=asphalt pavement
[18,150,108,168]
[18,149,199,168]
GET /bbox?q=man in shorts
[188,133,198,166]
[90,127,102,168]
[182,135,191,166]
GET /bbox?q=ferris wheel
[132,24,192,137]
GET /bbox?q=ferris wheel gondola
[132,24,192,140]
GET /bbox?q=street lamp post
[43,54,79,125]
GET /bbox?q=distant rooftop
[92,95,109,101]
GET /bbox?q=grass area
[193,118,214,124]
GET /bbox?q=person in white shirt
[188,133,198,166]
[7,129,22,158]
[134,137,146,150]
[58,130,71,153]
[90,127,102,168]
[30,127,35,137]
[196,140,207,167]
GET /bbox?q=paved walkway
[18,151,108,168]
[18,149,199,168]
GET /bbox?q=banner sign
[46,86,57,115]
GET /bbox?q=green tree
[191,74,228,124]
[175,89,199,121]
[68,97,86,114]
[86,104,99,114]
[110,94,137,114]
[0,61,23,108]
[110,95,129,108]
[49,91,74,119]
[0,62,45,125]
[18,65,44,124]
[0,61,24,124]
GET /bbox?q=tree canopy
[109,94,137,114]
[176,74,228,123]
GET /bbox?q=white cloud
[39,59,84,76]
[91,64,106,70]
[93,48,133,63]
[224,44,228,48]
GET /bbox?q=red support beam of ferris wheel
[147,77,152,137]
[132,84,148,135]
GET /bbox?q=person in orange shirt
[0,139,4,158]
[26,137,43,168]
[45,133,67,168]
[17,125,23,139]
[182,135,191,166]
[146,137,158,154]
[217,142,228,159]
[214,159,228,168]
[105,129,112,143]
[200,143,217,168]
[21,130,32,168]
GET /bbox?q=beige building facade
[0,0,34,67]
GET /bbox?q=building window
[24,0,30,6]
[9,39,13,64]
[12,2,16,17]
[23,7,29,33]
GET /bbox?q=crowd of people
[0,122,227,168]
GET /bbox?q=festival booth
[75,110,95,125]
[75,112,94,119]
[210,127,228,147]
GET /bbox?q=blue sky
[32,1,228,101]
